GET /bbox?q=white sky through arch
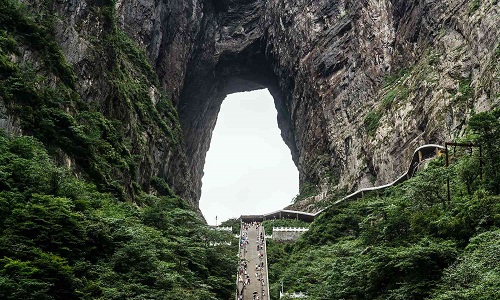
[200,89,299,226]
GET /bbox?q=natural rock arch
[178,40,298,203]
[145,0,498,208]
[173,0,302,202]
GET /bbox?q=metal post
[479,145,483,180]
[281,281,284,298]
[445,143,451,204]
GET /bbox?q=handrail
[273,227,309,232]
[236,144,444,298]
[262,226,270,299]
[235,220,243,300]
[314,143,444,214]
[239,144,444,222]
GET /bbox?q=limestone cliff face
[172,0,500,210]
[1,0,499,212]
[0,0,196,206]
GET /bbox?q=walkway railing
[236,144,444,298]
[263,226,270,299]
[316,144,444,212]
[239,144,444,222]
[273,227,309,232]
[235,221,243,300]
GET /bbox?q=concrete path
[237,222,269,300]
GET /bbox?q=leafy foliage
[469,0,481,15]
[0,2,236,298]
[219,218,241,234]
[455,78,473,104]
[0,0,182,202]
[0,133,237,299]
[292,183,319,203]
[267,109,500,299]
[364,110,382,137]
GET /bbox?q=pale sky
[200,89,299,225]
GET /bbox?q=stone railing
[271,227,309,242]
[280,291,307,298]
[213,226,232,231]
[272,227,309,232]
[263,226,271,299]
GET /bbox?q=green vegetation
[267,109,500,299]
[469,0,481,15]
[364,110,382,137]
[384,68,411,88]
[103,29,182,145]
[364,68,412,137]
[383,68,410,88]
[381,84,410,110]
[382,69,411,105]
[455,78,474,105]
[1,1,498,299]
[381,89,398,109]
[324,169,340,185]
[0,1,237,299]
[0,132,237,299]
[220,218,241,235]
[0,0,182,201]
[382,67,413,108]
[292,183,319,203]
[0,0,75,87]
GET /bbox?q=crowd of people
[237,222,267,300]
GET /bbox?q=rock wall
[174,0,499,210]
[2,0,498,211]
[271,227,309,242]
[1,0,197,206]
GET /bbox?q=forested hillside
[0,0,236,298]
[0,132,236,299]
[267,109,500,299]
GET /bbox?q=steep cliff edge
[1,0,499,212]
[0,0,196,207]
[175,0,500,210]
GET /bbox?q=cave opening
[177,32,301,216]
[199,89,299,225]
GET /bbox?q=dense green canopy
[267,109,500,300]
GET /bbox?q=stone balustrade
[213,226,232,231]
[272,227,309,232]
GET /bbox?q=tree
[468,109,500,194]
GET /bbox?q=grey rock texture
[2,0,196,207]
[3,0,499,212]
[173,0,500,211]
